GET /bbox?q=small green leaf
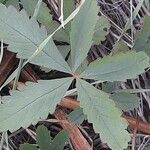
[77,79,130,150]
[0,0,5,3]
[0,4,71,73]
[144,146,150,150]
[63,0,75,34]
[113,41,130,54]
[0,77,73,132]
[36,125,51,150]
[111,92,140,111]
[21,0,70,43]
[57,45,70,59]
[102,82,121,93]
[20,143,37,150]
[21,0,52,29]
[115,88,150,93]
[50,130,68,150]
[63,0,75,20]
[48,21,70,43]
[81,51,149,82]
[70,0,98,71]
[69,107,87,124]
[5,0,20,9]
[93,16,110,45]
[134,16,150,55]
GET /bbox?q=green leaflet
[57,45,70,59]
[69,107,87,124]
[21,0,70,43]
[20,0,52,30]
[134,16,150,55]
[115,88,150,93]
[0,4,71,73]
[39,45,70,72]
[0,69,18,91]
[63,0,75,20]
[144,146,150,150]
[70,0,98,71]
[50,130,68,150]
[36,125,51,150]
[102,82,121,93]
[102,82,150,94]
[0,77,73,132]
[21,126,68,150]
[63,0,75,34]
[0,0,5,3]
[5,0,20,9]
[111,92,140,111]
[102,83,140,111]
[113,41,130,54]
[81,51,150,82]
[47,21,70,42]
[93,16,110,45]
[20,144,37,150]
[76,79,130,150]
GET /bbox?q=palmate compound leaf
[0,3,71,73]
[81,51,150,82]
[0,77,73,132]
[77,79,130,150]
[70,0,98,71]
